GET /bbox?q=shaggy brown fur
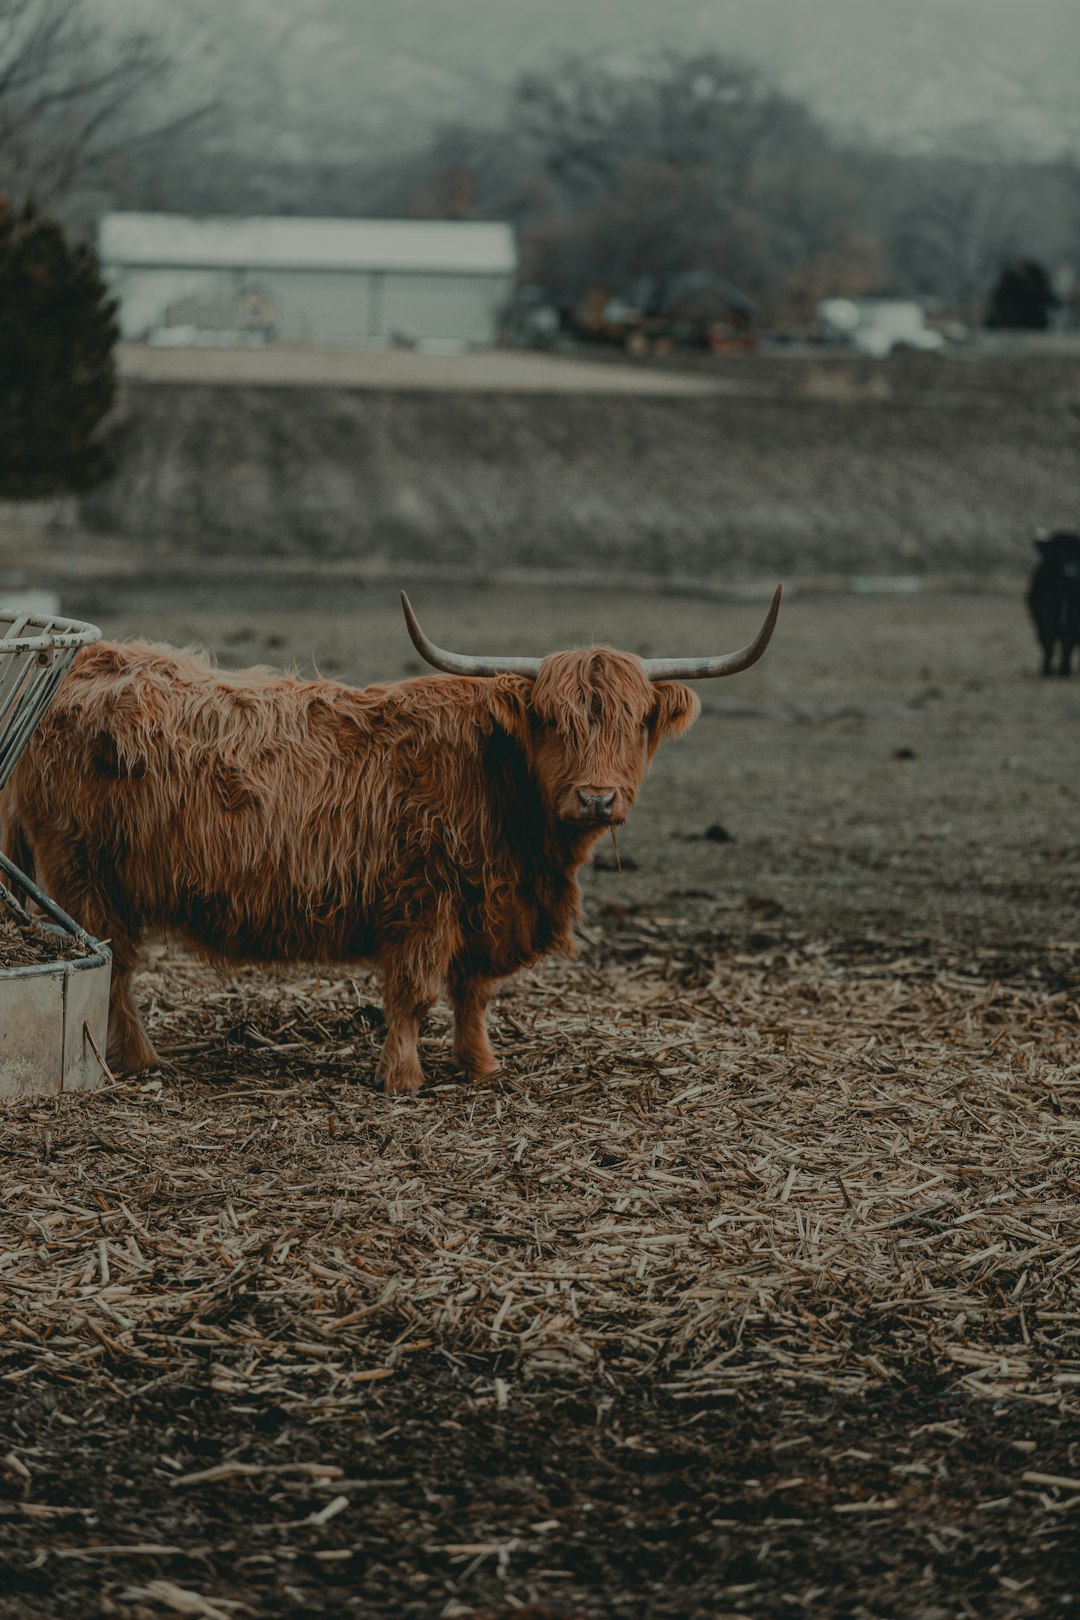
[2,641,699,1091]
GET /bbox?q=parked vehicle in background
[569,273,759,356]
[817,297,947,358]
[505,284,561,349]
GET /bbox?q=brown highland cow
[1,591,780,1092]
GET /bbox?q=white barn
[98,213,518,348]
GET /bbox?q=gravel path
[117,342,723,394]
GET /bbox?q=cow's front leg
[449,970,499,1081]
[376,943,441,1095]
[108,960,160,1074]
[35,856,158,1074]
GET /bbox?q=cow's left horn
[641,584,782,680]
[401,593,544,677]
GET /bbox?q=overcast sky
[111,0,1080,161]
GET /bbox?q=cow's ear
[1035,538,1051,555]
[647,682,700,756]
[487,678,532,745]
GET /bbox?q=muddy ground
[1,578,1078,1619]
[2,1368,1076,1620]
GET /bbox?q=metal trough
[0,851,112,1096]
[0,608,111,1097]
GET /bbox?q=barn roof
[99,213,518,276]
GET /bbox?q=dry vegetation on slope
[75,353,1080,583]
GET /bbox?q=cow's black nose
[578,789,616,817]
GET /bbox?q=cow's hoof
[461,1058,501,1082]
[452,1046,500,1082]
[106,1033,161,1076]
[380,1064,424,1095]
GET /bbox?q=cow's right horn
[401,593,544,677]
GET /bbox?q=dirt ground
[2,578,1079,1618]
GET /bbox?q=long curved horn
[401,593,544,677]
[641,584,782,680]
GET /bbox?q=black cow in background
[1028,531,1080,676]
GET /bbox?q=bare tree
[361,116,541,226]
[522,159,770,306]
[0,0,197,220]
[515,51,820,212]
[745,146,884,325]
[888,154,1034,326]
[501,51,853,315]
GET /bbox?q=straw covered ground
[1,584,1079,1617]
[2,932,1079,1618]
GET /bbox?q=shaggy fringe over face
[496,649,699,808]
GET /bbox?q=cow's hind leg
[376,939,445,1095]
[449,969,499,1081]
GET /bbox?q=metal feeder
[0,606,102,792]
[0,607,112,1096]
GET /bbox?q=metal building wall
[377,272,508,344]
[112,265,511,346]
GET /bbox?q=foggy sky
[107,0,1080,162]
